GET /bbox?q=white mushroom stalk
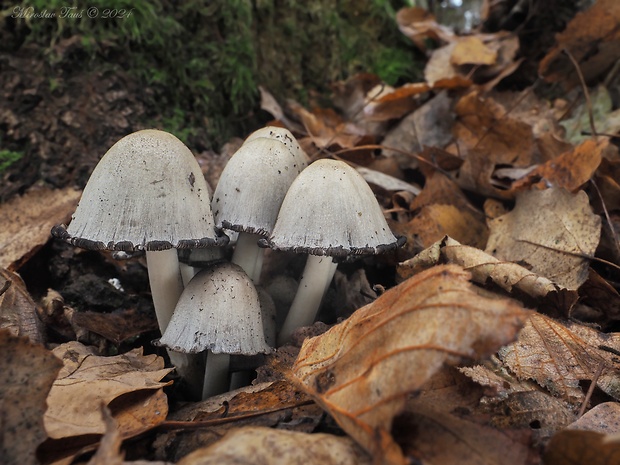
[259,159,405,345]
[277,255,338,345]
[212,131,308,283]
[51,129,228,398]
[158,262,271,400]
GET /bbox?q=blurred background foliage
[3,0,421,147]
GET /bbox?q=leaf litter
[3,1,620,464]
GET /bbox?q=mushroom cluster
[53,126,403,400]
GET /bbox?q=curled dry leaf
[0,268,45,344]
[498,313,620,404]
[44,341,172,439]
[0,331,62,465]
[398,236,574,310]
[292,265,529,465]
[176,426,371,465]
[486,188,601,290]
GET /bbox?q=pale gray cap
[212,137,308,236]
[244,126,307,162]
[260,159,405,258]
[159,262,272,355]
[52,129,227,251]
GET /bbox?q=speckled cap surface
[52,129,228,251]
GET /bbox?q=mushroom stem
[277,255,338,345]
[179,262,198,287]
[231,232,265,284]
[146,249,204,399]
[202,351,231,399]
[146,249,184,330]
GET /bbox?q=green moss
[0,149,23,173]
[13,1,421,146]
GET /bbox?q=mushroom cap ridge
[259,159,405,258]
[52,129,227,252]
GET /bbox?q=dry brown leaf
[451,36,498,66]
[544,429,620,465]
[498,313,620,404]
[459,361,576,443]
[381,91,454,169]
[402,204,488,251]
[44,341,172,439]
[396,404,532,465]
[71,308,159,345]
[0,186,81,270]
[0,330,63,465]
[362,83,430,122]
[512,138,606,192]
[290,104,365,152]
[567,402,620,434]
[176,427,371,465]
[539,0,620,87]
[396,7,455,53]
[453,91,543,198]
[425,43,472,88]
[398,236,569,303]
[410,172,474,214]
[155,380,322,461]
[292,265,529,465]
[0,268,45,343]
[485,188,601,290]
[86,406,124,465]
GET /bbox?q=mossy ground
[3,1,420,147]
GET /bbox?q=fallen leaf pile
[2,1,620,464]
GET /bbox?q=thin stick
[563,48,597,140]
[157,399,314,430]
[578,361,604,418]
[517,239,620,271]
[590,178,620,260]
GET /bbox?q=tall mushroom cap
[159,262,272,355]
[211,137,308,236]
[262,159,404,258]
[52,129,227,251]
[244,126,307,163]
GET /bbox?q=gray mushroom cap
[260,159,405,258]
[159,262,272,355]
[212,137,308,236]
[52,129,227,251]
[244,126,307,162]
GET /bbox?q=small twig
[562,48,597,140]
[516,239,620,272]
[577,361,604,418]
[331,144,450,177]
[590,178,620,260]
[0,279,11,297]
[156,399,314,431]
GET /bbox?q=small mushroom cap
[159,262,272,355]
[261,159,405,258]
[244,126,307,161]
[212,137,308,236]
[52,129,227,251]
